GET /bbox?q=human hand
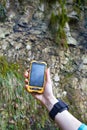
[24,68,58,111]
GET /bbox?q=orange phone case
[27,60,47,94]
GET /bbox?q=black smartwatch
[49,99,69,120]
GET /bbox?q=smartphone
[27,60,47,93]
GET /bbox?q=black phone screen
[29,62,46,87]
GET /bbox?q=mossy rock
[0,4,6,22]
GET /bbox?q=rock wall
[0,0,87,123]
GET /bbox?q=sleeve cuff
[78,124,87,130]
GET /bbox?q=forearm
[54,110,82,130]
[45,96,82,130]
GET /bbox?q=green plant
[73,0,86,17]
[40,0,68,47]
[0,57,59,130]
[0,56,20,77]
[0,3,6,22]
[56,0,68,47]
[1,0,7,6]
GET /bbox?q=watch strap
[49,99,69,120]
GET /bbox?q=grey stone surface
[0,0,87,122]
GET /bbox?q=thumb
[46,68,51,83]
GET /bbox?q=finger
[46,68,51,83]
[25,79,29,83]
[27,69,30,72]
[24,70,29,78]
[25,84,29,90]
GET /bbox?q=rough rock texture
[0,0,87,123]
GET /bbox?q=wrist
[45,96,58,111]
[49,99,69,120]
